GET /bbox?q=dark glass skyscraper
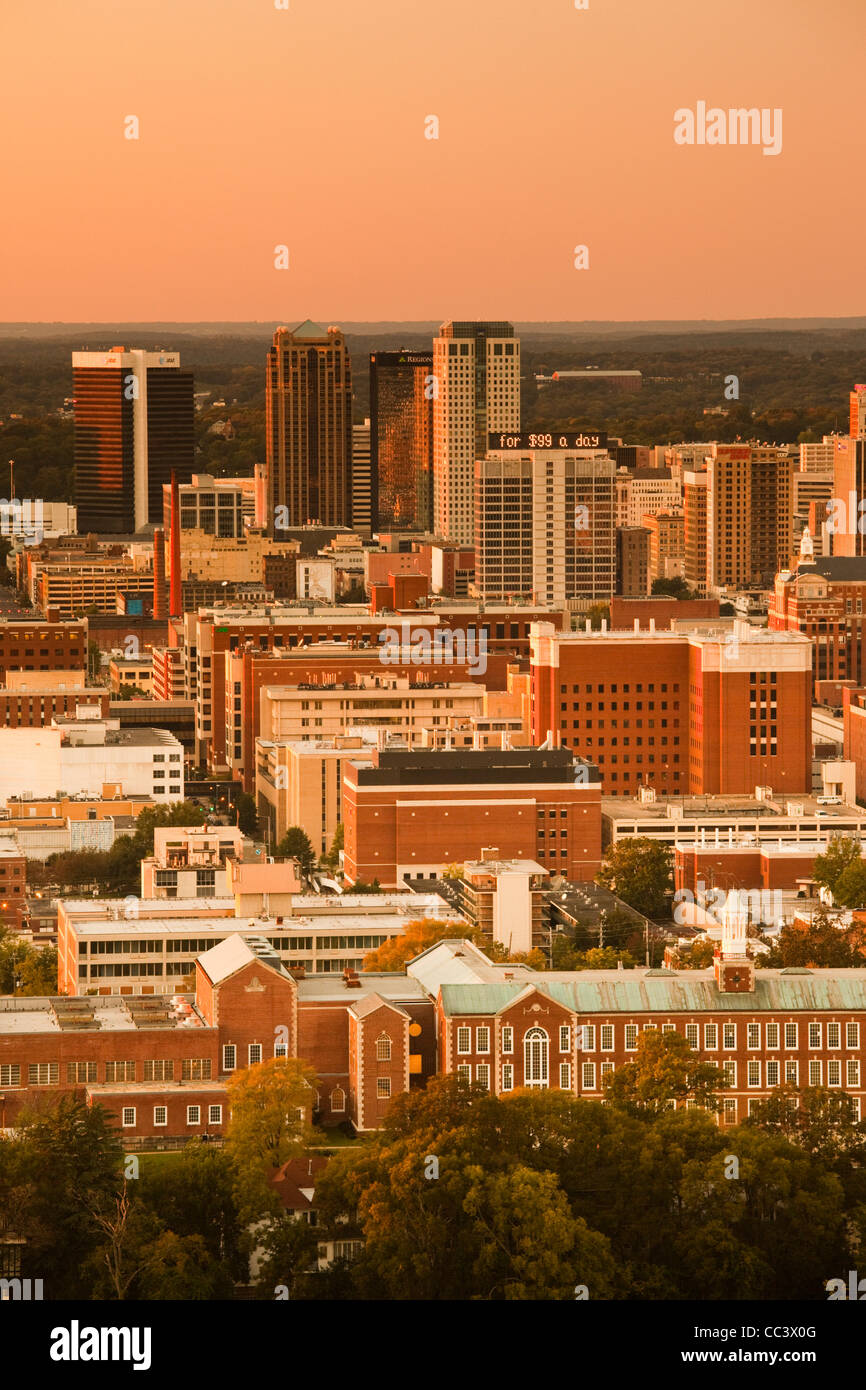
[369,349,433,530]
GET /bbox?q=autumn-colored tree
[813,835,862,898]
[602,1027,729,1116]
[671,937,716,970]
[362,919,477,971]
[743,1084,866,1159]
[763,907,862,968]
[225,1057,318,1218]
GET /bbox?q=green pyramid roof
[293,319,327,339]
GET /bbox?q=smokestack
[169,471,182,619]
[153,528,167,621]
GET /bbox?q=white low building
[0,718,184,805]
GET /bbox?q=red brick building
[770,555,866,694]
[341,747,602,887]
[530,621,813,797]
[0,621,87,682]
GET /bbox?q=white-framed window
[600,1024,614,1051]
[704,1024,718,1050]
[377,1077,391,1099]
[457,1064,472,1086]
[208,1105,222,1125]
[582,1061,596,1090]
[581,1024,595,1051]
[828,1023,841,1049]
[747,1060,761,1088]
[601,1061,615,1079]
[122,1107,136,1128]
[723,1023,736,1050]
[559,1062,572,1090]
[809,1060,822,1087]
[376,1034,392,1061]
[331,1087,345,1112]
[766,1022,780,1050]
[766,1060,780,1087]
[222,1044,236,1071]
[625,1025,638,1051]
[0,1064,20,1086]
[784,1023,798,1050]
[501,1063,514,1092]
[153,1106,167,1126]
[848,1059,860,1087]
[828,1060,841,1087]
[476,1063,490,1089]
[559,1025,572,1053]
[249,1043,263,1065]
[662,1023,676,1035]
[187,1106,200,1125]
[476,1027,490,1055]
[847,1023,860,1050]
[457,1026,471,1055]
[785,1061,798,1084]
[29,1063,59,1085]
[808,1023,821,1049]
[747,1023,760,1050]
[723,1060,736,1087]
[274,1039,288,1059]
[722,1098,737,1125]
[524,1028,549,1086]
[685,1023,698,1050]
[501,1025,513,1054]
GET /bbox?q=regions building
[342,747,602,888]
[530,620,813,797]
[369,349,434,530]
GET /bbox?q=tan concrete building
[255,734,377,853]
[259,674,486,747]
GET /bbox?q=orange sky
[2,0,863,321]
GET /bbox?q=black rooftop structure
[353,747,601,788]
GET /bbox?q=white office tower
[433,321,520,545]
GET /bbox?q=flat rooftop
[0,995,207,1035]
[296,974,430,1004]
[603,795,861,820]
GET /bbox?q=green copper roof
[439,971,866,1017]
[293,319,326,338]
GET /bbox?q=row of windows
[454,1056,862,1092]
[122,1104,223,1128]
[0,1059,213,1086]
[454,1020,862,1055]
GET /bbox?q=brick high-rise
[265,321,353,531]
[530,620,812,797]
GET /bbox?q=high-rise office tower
[369,349,433,530]
[476,440,615,605]
[350,419,372,537]
[832,435,866,557]
[433,321,520,544]
[851,384,866,440]
[265,321,352,531]
[73,349,194,534]
[683,469,709,595]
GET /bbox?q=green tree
[743,1084,866,1159]
[235,791,259,837]
[584,603,611,631]
[596,837,672,918]
[602,1027,729,1116]
[763,907,859,968]
[651,576,693,599]
[814,835,862,898]
[14,944,58,995]
[274,825,316,879]
[138,1139,247,1279]
[320,821,344,871]
[671,937,716,969]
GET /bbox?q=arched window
[376,1033,392,1061]
[331,1086,345,1113]
[524,1028,549,1086]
